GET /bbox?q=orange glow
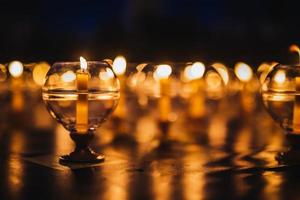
[112,55,127,75]
[257,62,278,84]
[212,62,229,85]
[234,62,253,82]
[33,62,50,86]
[0,64,7,82]
[9,61,23,78]
[290,44,300,63]
[205,71,222,89]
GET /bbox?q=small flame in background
[274,70,286,84]
[8,61,23,78]
[112,55,127,76]
[184,62,205,81]
[234,62,253,82]
[154,64,172,80]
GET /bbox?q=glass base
[59,131,105,164]
[59,148,105,164]
[276,149,300,165]
[276,133,300,165]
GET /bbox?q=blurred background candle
[290,44,300,132]
[154,64,172,122]
[234,62,256,113]
[183,62,206,119]
[76,57,89,134]
[8,61,24,112]
[112,55,127,119]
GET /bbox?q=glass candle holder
[261,64,300,163]
[42,60,120,164]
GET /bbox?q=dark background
[1,0,300,67]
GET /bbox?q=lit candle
[76,57,89,134]
[154,64,172,122]
[8,61,24,112]
[112,55,127,119]
[183,62,205,118]
[290,45,300,132]
[234,62,254,113]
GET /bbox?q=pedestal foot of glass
[59,131,105,164]
[276,133,300,165]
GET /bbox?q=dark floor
[1,85,300,200]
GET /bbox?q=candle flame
[8,61,23,78]
[185,62,205,81]
[274,70,286,84]
[80,56,87,70]
[234,62,253,82]
[212,63,229,85]
[112,55,127,75]
[154,64,172,80]
[290,44,300,64]
[62,71,76,82]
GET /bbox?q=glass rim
[52,61,110,66]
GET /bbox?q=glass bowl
[261,64,300,163]
[42,60,120,163]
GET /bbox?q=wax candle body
[76,70,88,134]
[114,75,126,118]
[159,78,171,122]
[11,78,24,112]
[241,84,255,114]
[189,80,205,118]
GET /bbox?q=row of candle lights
[3,44,300,130]
[2,44,300,163]
[0,54,276,117]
